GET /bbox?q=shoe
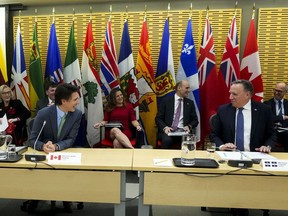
[27,200,39,214]
[63,201,72,213]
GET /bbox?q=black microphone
[25,120,47,162]
[227,148,253,168]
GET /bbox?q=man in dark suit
[35,81,58,114]
[264,82,288,152]
[155,80,198,149]
[210,79,276,152]
[210,80,276,216]
[28,83,82,213]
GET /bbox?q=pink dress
[104,103,136,140]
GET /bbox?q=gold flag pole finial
[73,8,75,22]
[18,10,21,24]
[252,3,255,19]
[109,5,112,21]
[189,3,193,19]
[144,5,147,21]
[234,1,238,16]
[52,8,55,23]
[34,8,37,23]
[167,3,170,19]
[125,5,128,21]
[89,6,92,22]
[206,5,209,19]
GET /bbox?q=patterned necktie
[236,108,244,151]
[171,98,182,130]
[57,114,67,138]
[278,100,283,116]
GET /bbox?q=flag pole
[234,1,238,17]
[18,10,21,24]
[167,3,170,19]
[52,8,55,24]
[189,3,193,19]
[109,5,112,21]
[89,6,92,22]
[252,2,255,19]
[125,5,128,21]
[206,5,209,19]
[72,8,75,22]
[34,8,37,23]
[144,5,147,21]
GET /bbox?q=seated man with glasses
[264,82,288,152]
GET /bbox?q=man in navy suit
[35,81,58,114]
[155,80,198,149]
[28,83,82,213]
[210,79,276,152]
[264,82,288,152]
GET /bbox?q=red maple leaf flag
[240,17,263,102]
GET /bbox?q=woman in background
[94,88,141,148]
[0,84,31,145]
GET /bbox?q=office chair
[99,123,137,148]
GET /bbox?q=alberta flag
[81,21,103,147]
[99,19,119,95]
[177,18,200,141]
[29,21,45,116]
[11,22,30,110]
[155,18,175,105]
[118,19,139,117]
[45,23,63,84]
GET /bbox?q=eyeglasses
[1,91,11,95]
[274,89,284,93]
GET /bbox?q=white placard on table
[48,152,81,164]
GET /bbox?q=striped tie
[57,114,67,138]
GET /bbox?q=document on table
[216,151,277,160]
[168,131,189,136]
[153,159,173,167]
[0,114,8,132]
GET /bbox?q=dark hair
[231,79,254,96]
[106,88,126,112]
[54,83,79,105]
[44,80,58,91]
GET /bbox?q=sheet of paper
[242,152,277,160]
[168,131,189,136]
[153,159,173,167]
[216,151,249,160]
[0,114,8,132]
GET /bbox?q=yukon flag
[135,17,157,147]
[198,14,219,144]
[118,19,139,117]
[11,22,30,110]
[81,21,103,147]
[45,22,63,84]
[155,18,175,105]
[240,15,263,102]
[29,21,45,116]
[99,18,119,95]
[177,17,200,141]
[0,42,8,85]
[218,15,240,105]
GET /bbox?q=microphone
[227,149,253,168]
[25,120,47,162]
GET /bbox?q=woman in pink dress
[94,88,141,148]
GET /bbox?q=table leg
[138,171,150,216]
[114,171,126,216]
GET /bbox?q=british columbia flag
[99,19,120,95]
[218,15,240,105]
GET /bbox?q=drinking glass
[181,134,197,166]
[206,142,216,159]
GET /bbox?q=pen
[155,159,168,164]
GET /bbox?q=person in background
[0,84,31,145]
[210,80,276,216]
[264,82,288,152]
[155,80,198,149]
[94,88,141,148]
[35,81,58,114]
[27,83,82,213]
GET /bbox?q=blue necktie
[278,100,283,116]
[236,108,244,151]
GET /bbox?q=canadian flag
[50,154,61,161]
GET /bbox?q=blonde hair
[0,84,14,101]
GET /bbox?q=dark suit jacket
[264,98,288,127]
[29,105,82,150]
[210,101,277,151]
[155,95,198,132]
[35,97,49,114]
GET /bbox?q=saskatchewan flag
[29,22,44,116]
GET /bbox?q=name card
[48,152,81,164]
[261,159,288,171]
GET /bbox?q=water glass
[7,144,16,158]
[181,134,197,166]
[206,142,216,158]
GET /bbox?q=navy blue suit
[210,101,277,151]
[29,105,82,150]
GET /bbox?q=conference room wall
[9,0,288,101]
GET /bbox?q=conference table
[132,149,288,216]
[0,148,133,216]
